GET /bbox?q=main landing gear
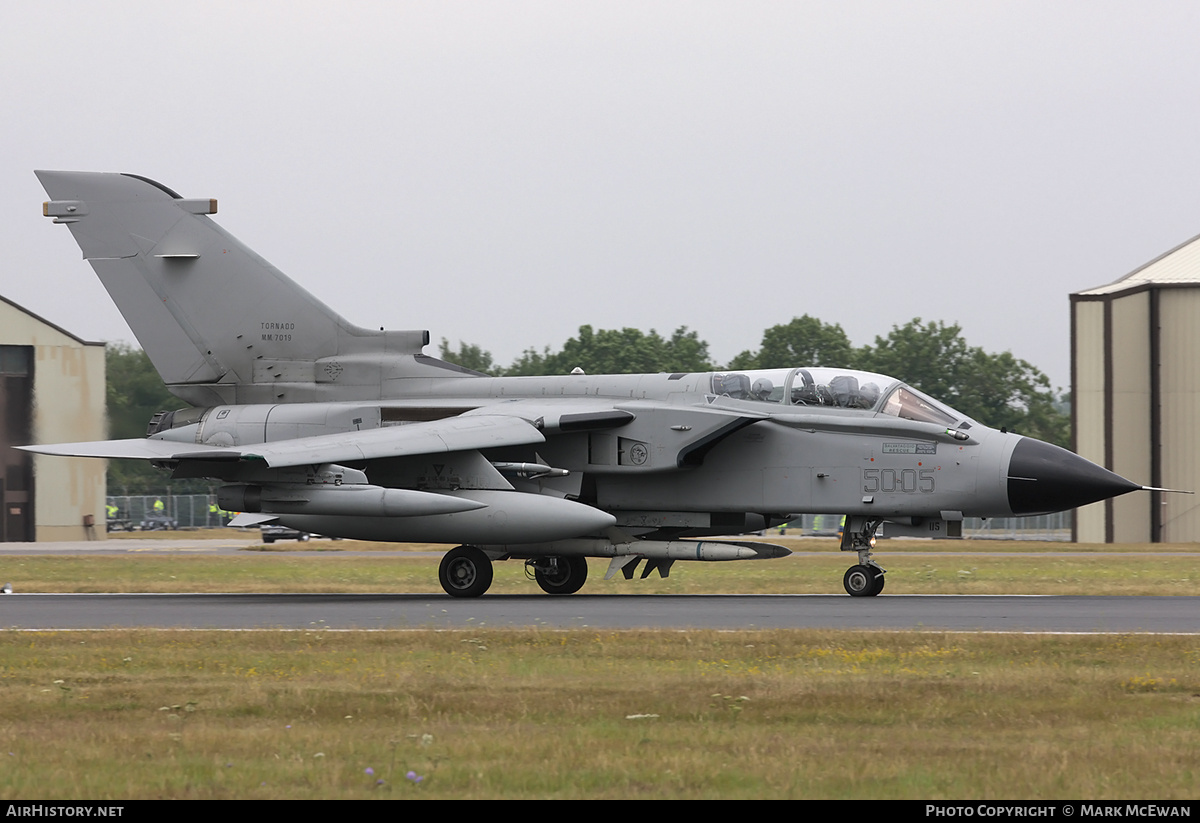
[525,556,588,595]
[439,545,494,598]
[438,547,590,597]
[840,517,886,597]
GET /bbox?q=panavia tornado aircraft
[26,171,1153,597]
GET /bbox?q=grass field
[3,538,1198,799]
[0,629,1197,799]
[5,538,1198,595]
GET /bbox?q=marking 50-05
[863,468,935,493]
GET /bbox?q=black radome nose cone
[1007,438,1140,515]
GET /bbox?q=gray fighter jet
[26,171,1151,597]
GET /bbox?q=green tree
[106,343,177,441]
[105,343,196,495]
[856,319,967,402]
[728,315,855,370]
[956,349,1069,446]
[856,319,1069,446]
[504,345,555,377]
[664,326,714,373]
[437,338,499,375]
[504,325,714,376]
[724,349,760,370]
[553,326,667,375]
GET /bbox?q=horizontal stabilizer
[227,513,278,528]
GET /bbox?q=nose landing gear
[840,517,886,597]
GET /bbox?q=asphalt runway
[3,536,1198,632]
[4,592,1198,632]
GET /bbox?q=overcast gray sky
[5,1,1200,389]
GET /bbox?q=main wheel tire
[439,545,494,598]
[534,556,588,595]
[844,564,884,597]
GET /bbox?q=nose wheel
[840,516,885,597]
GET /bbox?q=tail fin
[37,171,430,406]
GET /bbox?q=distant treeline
[440,315,1068,447]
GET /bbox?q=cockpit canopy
[709,367,969,427]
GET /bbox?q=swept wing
[19,412,546,468]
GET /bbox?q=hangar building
[1072,232,1200,543]
[0,296,106,541]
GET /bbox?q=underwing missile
[490,538,792,561]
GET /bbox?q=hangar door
[0,346,33,541]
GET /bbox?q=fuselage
[152,364,1136,541]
